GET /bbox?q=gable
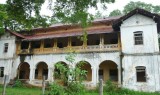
[121,14,156,27]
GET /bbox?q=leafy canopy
[109,1,160,17]
[0,0,115,34]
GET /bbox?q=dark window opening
[110,39,118,44]
[0,67,4,77]
[31,41,41,48]
[96,40,100,45]
[109,69,118,81]
[134,31,143,45]
[44,39,53,48]
[136,66,146,82]
[71,37,83,46]
[21,41,29,49]
[35,69,38,79]
[43,69,48,80]
[57,43,63,48]
[71,42,76,46]
[87,34,100,45]
[4,43,8,53]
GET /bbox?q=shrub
[104,80,118,92]
[48,82,66,95]
[14,80,23,87]
[65,82,86,95]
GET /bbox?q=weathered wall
[120,14,159,54]
[0,32,16,83]
[120,14,160,92]
[122,55,160,92]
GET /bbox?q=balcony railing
[17,44,120,54]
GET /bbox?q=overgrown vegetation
[48,52,87,95]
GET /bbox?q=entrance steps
[28,80,49,87]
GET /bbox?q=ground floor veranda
[15,52,121,87]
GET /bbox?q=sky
[0,0,160,16]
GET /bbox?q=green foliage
[14,80,23,87]
[123,1,160,14]
[109,9,122,17]
[65,82,85,95]
[48,82,66,95]
[104,80,118,92]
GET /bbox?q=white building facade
[0,8,160,92]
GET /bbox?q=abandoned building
[0,8,160,92]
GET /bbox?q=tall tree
[123,1,160,14]
[94,11,104,19]
[109,9,122,17]
[0,0,115,34]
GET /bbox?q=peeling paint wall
[120,14,160,92]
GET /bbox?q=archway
[35,62,48,80]
[18,62,30,79]
[76,61,92,81]
[54,61,68,80]
[99,60,118,82]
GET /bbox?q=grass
[0,85,160,95]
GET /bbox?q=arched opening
[54,61,68,80]
[76,61,92,81]
[35,62,48,80]
[18,62,30,79]
[99,60,118,82]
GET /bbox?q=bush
[104,80,118,92]
[65,82,85,95]
[48,82,66,95]
[14,80,23,87]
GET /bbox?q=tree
[94,11,104,19]
[123,1,160,14]
[109,9,122,17]
[0,0,115,34]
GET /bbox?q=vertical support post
[40,40,44,52]
[118,65,122,87]
[2,75,9,95]
[118,32,121,49]
[99,79,103,95]
[28,41,31,53]
[42,76,45,95]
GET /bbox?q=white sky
[0,0,160,16]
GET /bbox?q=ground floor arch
[99,60,118,82]
[35,62,48,80]
[54,61,68,80]
[18,62,30,79]
[76,61,92,81]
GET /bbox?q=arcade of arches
[17,60,121,86]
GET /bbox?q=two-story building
[0,8,160,92]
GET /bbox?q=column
[96,67,99,83]
[118,65,122,87]
[91,66,97,85]
[118,32,121,49]
[48,67,54,82]
[100,34,104,49]
[29,67,35,81]
[28,42,31,53]
[40,40,44,52]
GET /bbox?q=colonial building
[0,8,160,92]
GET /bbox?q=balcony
[17,44,120,55]
[17,33,121,55]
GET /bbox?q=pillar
[54,39,57,48]
[91,66,97,85]
[48,67,53,82]
[118,32,121,49]
[29,67,35,81]
[96,67,99,83]
[40,40,44,52]
[118,65,122,87]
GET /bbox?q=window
[134,31,143,45]
[4,43,9,53]
[0,67,4,77]
[136,66,146,82]
[109,69,118,81]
